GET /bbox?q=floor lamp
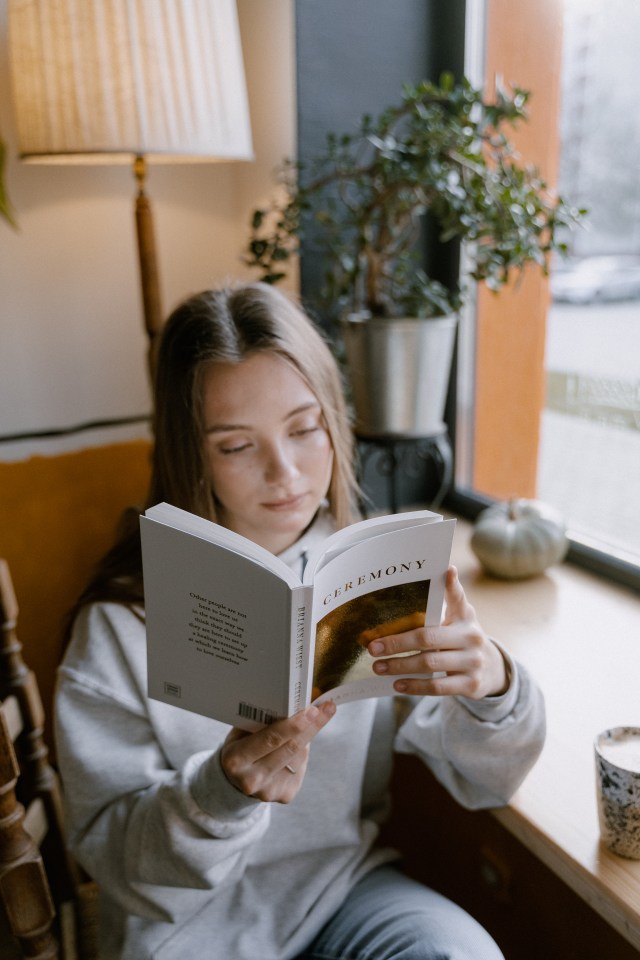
[7,0,253,379]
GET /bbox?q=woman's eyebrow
[205,422,248,435]
[205,402,321,435]
[284,401,321,420]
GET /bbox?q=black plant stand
[356,427,453,516]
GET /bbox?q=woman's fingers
[442,565,477,626]
[221,700,336,802]
[367,620,508,700]
[371,638,480,678]
[390,671,484,698]
[365,616,460,661]
[358,611,425,646]
[360,567,471,659]
[363,566,509,700]
[389,643,508,699]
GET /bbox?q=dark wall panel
[294,0,465,510]
[294,0,465,318]
[296,0,430,152]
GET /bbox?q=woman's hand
[362,566,509,700]
[220,700,336,803]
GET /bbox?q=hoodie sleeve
[54,603,270,923]
[393,646,546,809]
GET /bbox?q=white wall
[0,0,296,454]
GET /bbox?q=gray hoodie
[54,512,545,960]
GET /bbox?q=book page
[142,515,305,730]
[308,518,455,705]
[142,504,454,725]
[145,502,300,588]
[304,508,443,576]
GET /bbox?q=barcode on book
[164,681,182,698]
[238,701,278,725]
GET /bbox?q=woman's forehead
[202,353,320,427]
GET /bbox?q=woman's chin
[261,506,320,551]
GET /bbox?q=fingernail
[369,641,384,656]
[321,700,336,717]
[374,660,388,674]
[394,680,408,692]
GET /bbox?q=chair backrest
[0,559,98,960]
[1,691,58,959]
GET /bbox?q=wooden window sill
[450,516,640,951]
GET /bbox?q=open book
[141,503,455,731]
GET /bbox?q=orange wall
[0,440,152,750]
[473,0,563,499]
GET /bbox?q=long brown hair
[69,283,359,616]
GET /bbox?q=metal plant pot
[340,313,458,437]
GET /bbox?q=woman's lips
[262,494,307,511]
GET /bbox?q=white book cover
[141,504,455,730]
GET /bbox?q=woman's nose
[264,441,300,484]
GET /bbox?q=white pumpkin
[470,498,569,580]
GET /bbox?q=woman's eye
[290,417,324,437]
[219,442,251,455]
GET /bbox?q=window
[454,0,640,588]
[538,0,640,572]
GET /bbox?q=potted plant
[245,73,584,436]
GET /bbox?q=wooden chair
[0,559,98,960]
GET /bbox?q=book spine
[289,585,312,715]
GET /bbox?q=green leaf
[249,239,268,257]
[263,272,286,285]
[241,74,587,319]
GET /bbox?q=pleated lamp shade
[8,0,254,164]
[7,0,254,370]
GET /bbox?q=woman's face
[202,352,334,554]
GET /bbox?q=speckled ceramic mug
[595,726,640,859]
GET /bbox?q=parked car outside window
[551,255,640,304]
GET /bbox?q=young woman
[55,282,545,960]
